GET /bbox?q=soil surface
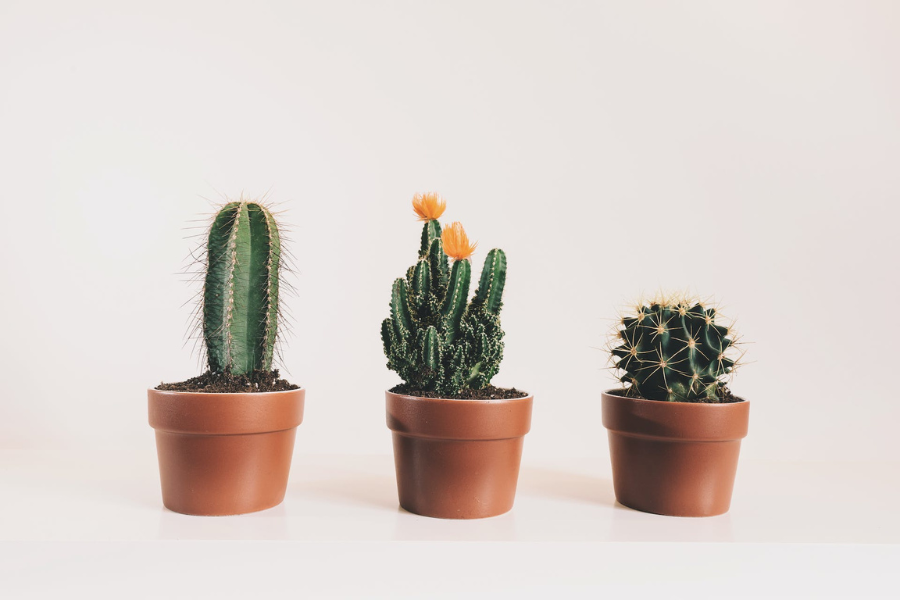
[390,384,529,400]
[156,369,299,393]
[612,386,742,404]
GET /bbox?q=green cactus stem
[420,219,441,257]
[203,200,281,375]
[441,259,471,343]
[473,248,506,314]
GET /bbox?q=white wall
[1,0,897,461]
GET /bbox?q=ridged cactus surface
[381,195,508,395]
[611,299,737,402]
[203,200,281,375]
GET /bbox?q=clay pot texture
[386,391,533,519]
[148,388,304,516]
[602,390,749,517]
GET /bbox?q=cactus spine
[611,297,738,402]
[203,200,281,374]
[382,195,508,395]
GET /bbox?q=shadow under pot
[148,388,305,516]
[386,391,533,519]
[601,390,749,517]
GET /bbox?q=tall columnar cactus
[610,297,739,402]
[203,200,281,375]
[381,193,508,395]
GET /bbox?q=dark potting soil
[614,386,742,404]
[156,369,299,393]
[390,384,529,400]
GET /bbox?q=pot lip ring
[602,388,748,406]
[385,389,533,440]
[601,388,749,441]
[148,386,305,397]
[148,387,305,434]
[385,389,533,404]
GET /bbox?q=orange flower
[441,222,477,261]
[412,192,446,221]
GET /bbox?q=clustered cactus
[202,199,282,375]
[381,193,507,396]
[610,297,740,402]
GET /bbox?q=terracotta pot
[386,390,533,519]
[148,388,304,516]
[602,390,749,517]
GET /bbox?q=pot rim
[602,388,747,406]
[149,387,305,435]
[386,389,533,440]
[384,389,532,404]
[148,386,305,397]
[601,388,749,441]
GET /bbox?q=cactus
[202,199,282,375]
[381,194,508,396]
[610,297,740,402]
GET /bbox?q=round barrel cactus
[610,297,740,402]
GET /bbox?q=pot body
[148,388,304,516]
[602,391,749,517]
[386,391,533,519]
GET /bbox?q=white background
[2,2,899,596]
[2,2,899,463]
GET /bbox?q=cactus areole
[611,297,741,403]
[381,194,519,398]
[203,200,281,375]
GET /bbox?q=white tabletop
[2,449,898,598]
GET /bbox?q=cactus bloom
[441,222,477,261]
[412,192,447,221]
